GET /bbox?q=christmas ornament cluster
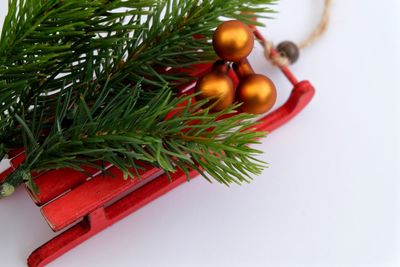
[196,20,277,114]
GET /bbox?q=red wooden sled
[0,33,315,267]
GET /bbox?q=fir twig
[0,0,276,197]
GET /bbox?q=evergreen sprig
[0,0,276,197]
[5,83,267,194]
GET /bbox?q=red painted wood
[0,152,26,183]
[6,148,24,158]
[0,30,316,267]
[104,169,196,221]
[0,167,13,184]
[41,165,162,232]
[10,151,26,166]
[253,29,299,86]
[28,166,101,205]
[254,81,315,133]
[27,217,91,267]
[27,168,194,267]
[26,78,315,265]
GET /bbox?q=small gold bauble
[212,20,254,62]
[195,72,235,111]
[236,74,277,114]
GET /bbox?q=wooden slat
[27,168,197,267]
[41,165,162,232]
[0,167,13,184]
[253,81,315,132]
[28,166,101,205]
[105,168,197,221]
[0,152,26,183]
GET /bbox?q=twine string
[263,0,332,67]
[299,0,332,49]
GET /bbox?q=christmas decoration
[0,0,324,266]
[276,41,300,64]
[201,20,277,115]
[0,0,277,197]
[212,20,254,61]
[236,74,277,114]
[195,61,235,111]
[262,0,332,67]
[234,60,277,114]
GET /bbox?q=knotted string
[262,0,332,67]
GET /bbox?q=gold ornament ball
[195,72,235,111]
[213,20,254,61]
[236,74,277,114]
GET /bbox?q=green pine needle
[0,0,276,197]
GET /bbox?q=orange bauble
[212,20,254,61]
[236,74,277,114]
[195,71,235,111]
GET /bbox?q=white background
[0,1,399,266]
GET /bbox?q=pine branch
[3,83,266,195]
[1,0,158,149]
[0,0,275,151]
[0,0,277,197]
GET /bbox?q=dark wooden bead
[277,41,300,64]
